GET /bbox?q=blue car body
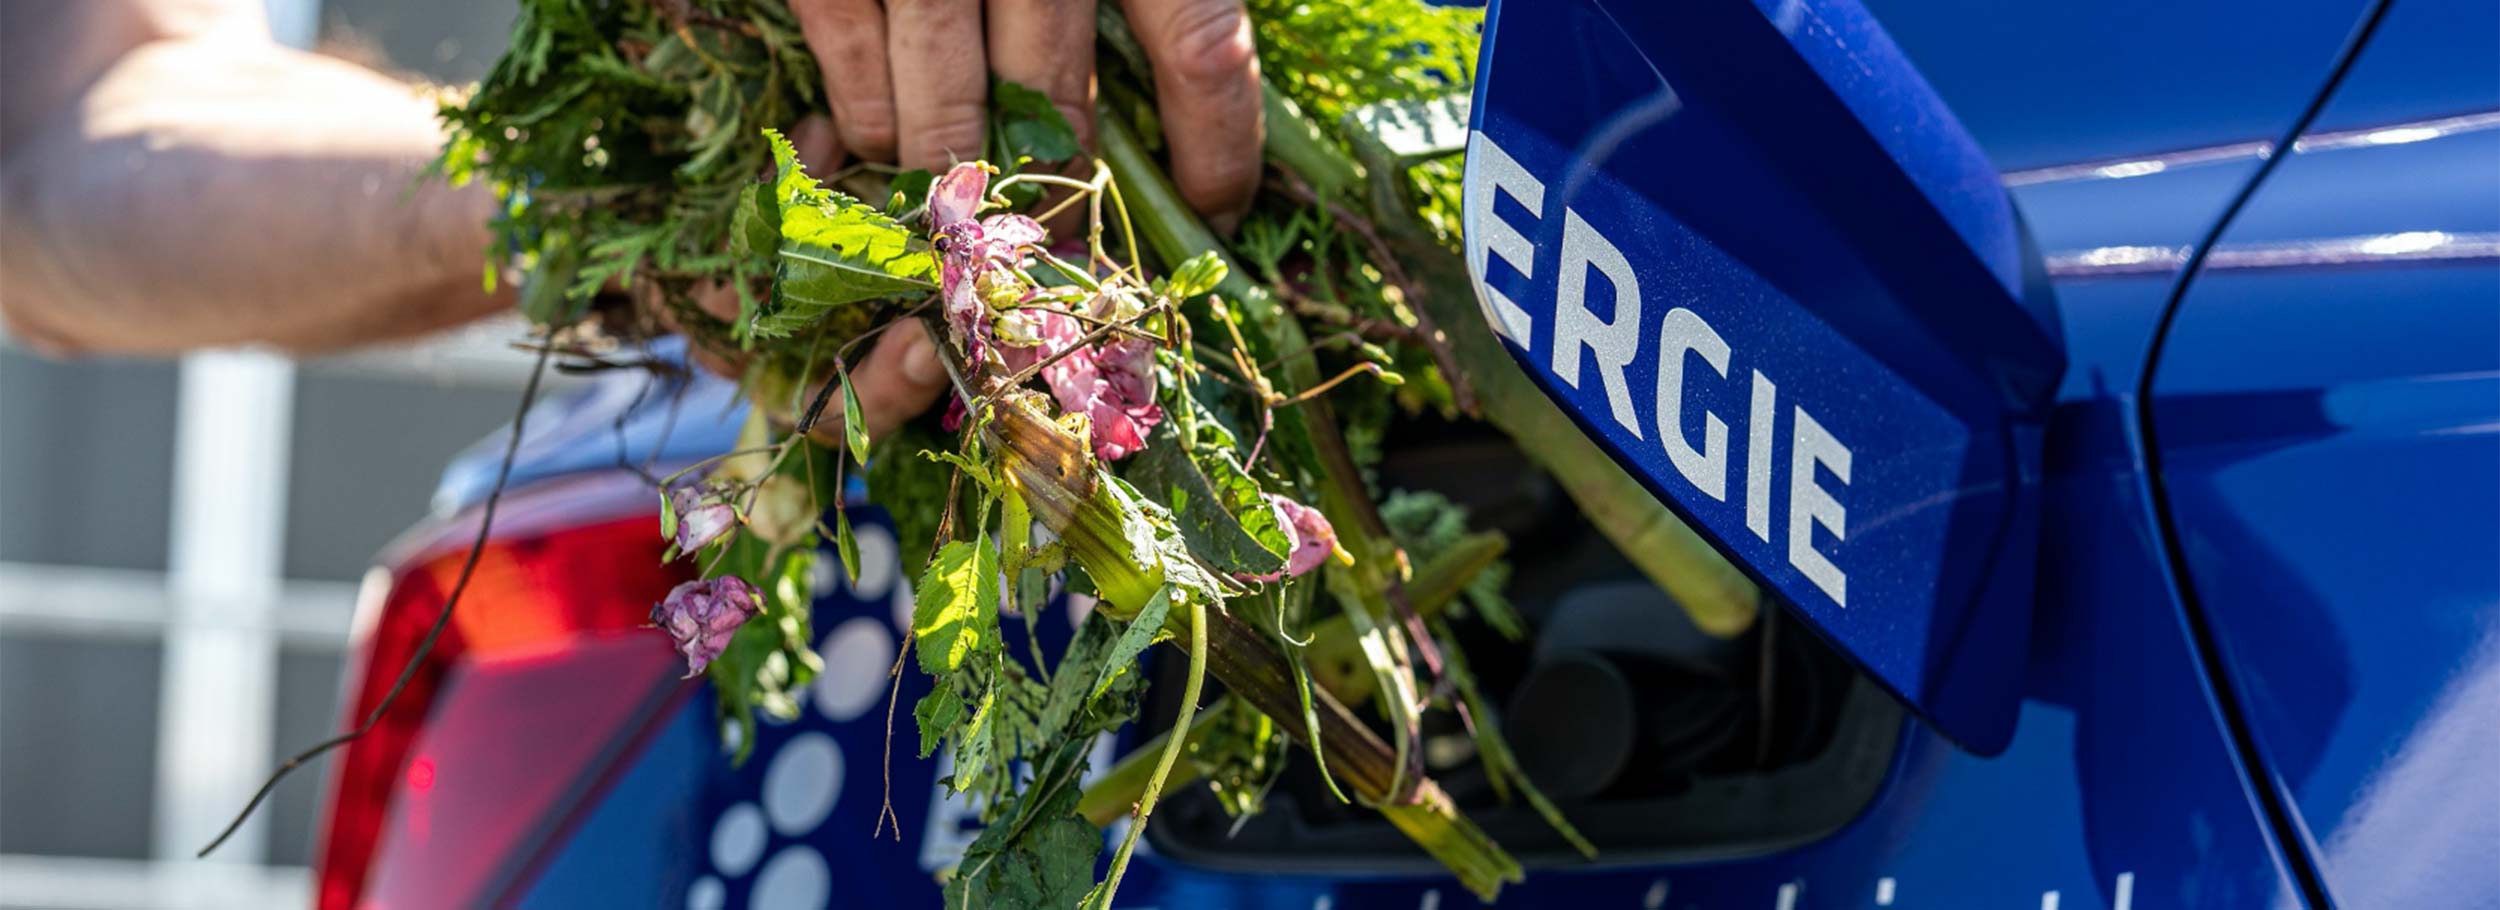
[398,0,2500,907]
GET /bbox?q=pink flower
[668,486,737,554]
[1043,334,1163,460]
[928,163,1047,366]
[928,162,990,228]
[993,307,1082,374]
[1266,494,1340,577]
[651,577,762,677]
[939,394,969,432]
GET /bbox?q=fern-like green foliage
[1249,0,1480,126]
[437,0,821,322]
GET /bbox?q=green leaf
[728,182,780,261]
[751,130,937,337]
[1095,587,1170,702]
[914,684,964,758]
[942,751,1102,910]
[1126,424,1287,575]
[833,506,861,585]
[913,540,999,676]
[953,685,998,792]
[1037,588,1167,738]
[992,78,1082,165]
[839,369,870,466]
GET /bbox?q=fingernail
[900,328,945,385]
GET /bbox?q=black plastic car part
[1137,419,1903,871]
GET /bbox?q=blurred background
[0,2,543,907]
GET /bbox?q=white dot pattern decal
[851,524,898,598]
[812,618,895,722]
[762,732,842,836]
[891,578,915,633]
[708,803,767,877]
[686,875,726,910]
[688,517,943,908]
[749,846,830,910]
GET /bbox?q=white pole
[152,351,295,882]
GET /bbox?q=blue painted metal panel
[1860,0,2366,171]
[1462,0,2063,752]
[2302,0,2500,132]
[2147,35,2500,899]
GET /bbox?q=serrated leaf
[914,540,999,676]
[943,751,1101,910]
[750,130,937,337]
[953,685,998,793]
[1127,424,1287,575]
[914,684,963,758]
[1037,587,1166,739]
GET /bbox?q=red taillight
[314,473,693,910]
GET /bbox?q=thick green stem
[1264,87,1365,202]
[984,399,1522,900]
[1076,531,1498,823]
[1311,99,1766,638]
[1192,601,1520,898]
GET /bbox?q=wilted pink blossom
[940,394,969,432]
[1266,494,1340,577]
[669,486,737,554]
[651,576,762,677]
[929,163,1047,366]
[1044,334,1163,460]
[993,307,1082,374]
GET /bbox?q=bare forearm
[0,37,510,355]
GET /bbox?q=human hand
[786,0,1265,228]
[674,0,1265,445]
